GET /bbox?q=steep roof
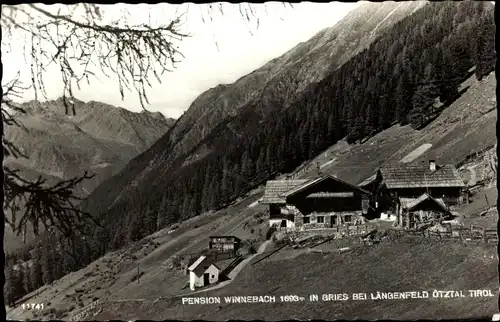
[261,179,310,204]
[188,255,207,272]
[261,175,370,204]
[358,173,377,187]
[281,174,371,198]
[399,193,448,212]
[379,164,464,189]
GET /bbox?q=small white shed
[188,255,221,291]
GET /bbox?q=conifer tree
[410,63,440,128]
[5,263,17,307]
[31,246,44,290]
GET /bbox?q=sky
[2,2,359,119]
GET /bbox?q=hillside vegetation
[81,1,495,250]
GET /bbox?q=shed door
[203,273,210,285]
[281,220,287,228]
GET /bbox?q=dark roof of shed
[379,164,464,189]
[261,179,310,204]
[209,236,241,241]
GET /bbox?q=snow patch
[91,162,112,169]
[400,143,433,163]
[320,158,337,169]
[370,3,402,37]
[248,198,261,208]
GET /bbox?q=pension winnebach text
[182,295,276,305]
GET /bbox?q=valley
[3,1,497,321]
[6,70,498,321]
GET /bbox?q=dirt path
[185,240,271,295]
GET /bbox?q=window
[317,216,324,223]
[344,215,352,223]
[303,216,310,224]
[332,216,337,225]
[211,275,215,278]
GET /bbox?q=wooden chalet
[261,174,371,230]
[359,160,465,219]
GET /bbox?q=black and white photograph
[2,1,498,321]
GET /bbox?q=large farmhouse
[261,174,371,230]
[359,160,465,224]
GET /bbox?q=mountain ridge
[4,98,175,252]
[81,0,427,218]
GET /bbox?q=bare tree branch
[1,2,291,244]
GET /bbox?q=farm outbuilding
[188,256,221,291]
[398,193,454,229]
[261,175,371,230]
[359,160,465,219]
[208,236,241,254]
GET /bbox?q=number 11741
[22,303,44,310]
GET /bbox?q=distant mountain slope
[81,0,426,221]
[5,97,174,195]
[4,98,174,252]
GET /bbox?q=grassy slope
[106,238,497,321]
[7,73,497,321]
[6,193,268,320]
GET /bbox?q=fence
[405,225,498,244]
[307,223,377,236]
[221,256,244,277]
[70,298,104,321]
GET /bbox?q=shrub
[266,226,277,240]
[248,245,257,254]
[130,271,145,282]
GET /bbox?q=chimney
[429,160,436,172]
